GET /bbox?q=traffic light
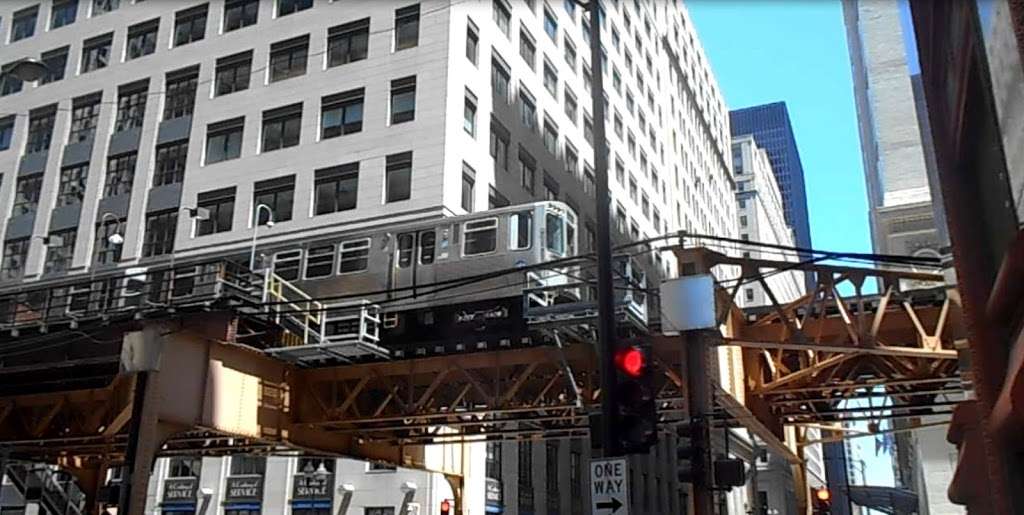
[440,499,452,515]
[675,416,709,485]
[609,342,658,454]
[811,487,831,515]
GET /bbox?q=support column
[117,371,163,514]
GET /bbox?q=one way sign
[590,458,629,515]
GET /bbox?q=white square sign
[590,458,629,515]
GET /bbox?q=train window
[397,233,415,268]
[305,245,335,278]
[419,230,436,264]
[273,250,302,281]
[566,219,577,256]
[509,211,532,250]
[339,238,371,273]
[546,212,565,255]
[463,218,498,256]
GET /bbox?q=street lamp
[99,212,125,247]
[250,204,274,272]
[1,58,51,83]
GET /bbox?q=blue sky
[687,0,873,259]
[686,0,895,492]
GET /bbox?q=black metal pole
[116,371,150,511]
[686,330,713,513]
[584,0,617,458]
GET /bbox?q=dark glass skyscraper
[729,102,813,254]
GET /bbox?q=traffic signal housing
[609,342,657,455]
[812,487,832,515]
[440,499,452,515]
[676,416,709,485]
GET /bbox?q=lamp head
[107,233,125,246]
[2,59,50,82]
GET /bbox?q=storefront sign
[485,478,503,513]
[225,476,264,503]
[292,473,333,500]
[162,477,198,504]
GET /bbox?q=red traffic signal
[815,487,831,503]
[614,346,646,377]
[440,499,452,515]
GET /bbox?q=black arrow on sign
[596,497,623,513]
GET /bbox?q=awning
[224,503,262,510]
[160,503,197,512]
[291,500,332,509]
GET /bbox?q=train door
[393,230,436,298]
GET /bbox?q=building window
[486,442,502,479]
[143,210,177,257]
[463,219,498,256]
[164,67,199,120]
[261,103,302,152]
[543,60,558,97]
[196,187,236,235]
[314,163,359,215]
[224,0,258,32]
[493,0,511,36]
[0,69,20,97]
[11,6,38,42]
[26,106,56,154]
[583,114,593,144]
[12,175,43,216]
[389,76,416,124]
[94,217,125,265]
[43,229,77,274]
[564,88,578,123]
[565,143,578,176]
[339,239,371,273]
[641,194,649,219]
[327,19,370,67]
[543,8,558,40]
[564,36,577,70]
[546,442,559,511]
[69,93,101,143]
[126,18,158,60]
[168,458,201,479]
[104,153,136,197]
[58,164,88,205]
[461,163,475,212]
[205,117,244,164]
[154,140,188,186]
[115,81,148,132]
[1,239,30,280]
[519,149,536,193]
[321,88,364,139]
[518,442,534,513]
[394,4,420,50]
[277,0,311,17]
[51,0,78,29]
[92,0,119,16]
[491,53,511,103]
[464,89,477,137]
[614,159,625,185]
[230,456,266,476]
[519,86,537,132]
[253,175,294,224]
[543,118,558,155]
[0,117,14,150]
[273,251,301,281]
[40,47,69,84]
[745,288,754,302]
[385,151,413,203]
[490,119,510,173]
[466,20,479,64]
[269,35,309,82]
[519,27,536,69]
[215,51,252,96]
[173,4,208,47]
[739,215,747,228]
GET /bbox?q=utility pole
[581,0,617,456]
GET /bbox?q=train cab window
[463,218,498,256]
[546,212,565,255]
[419,230,436,264]
[305,245,335,278]
[397,233,415,268]
[509,211,532,250]
[273,249,302,281]
[566,220,577,256]
[339,238,371,273]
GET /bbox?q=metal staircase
[5,463,85,515]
